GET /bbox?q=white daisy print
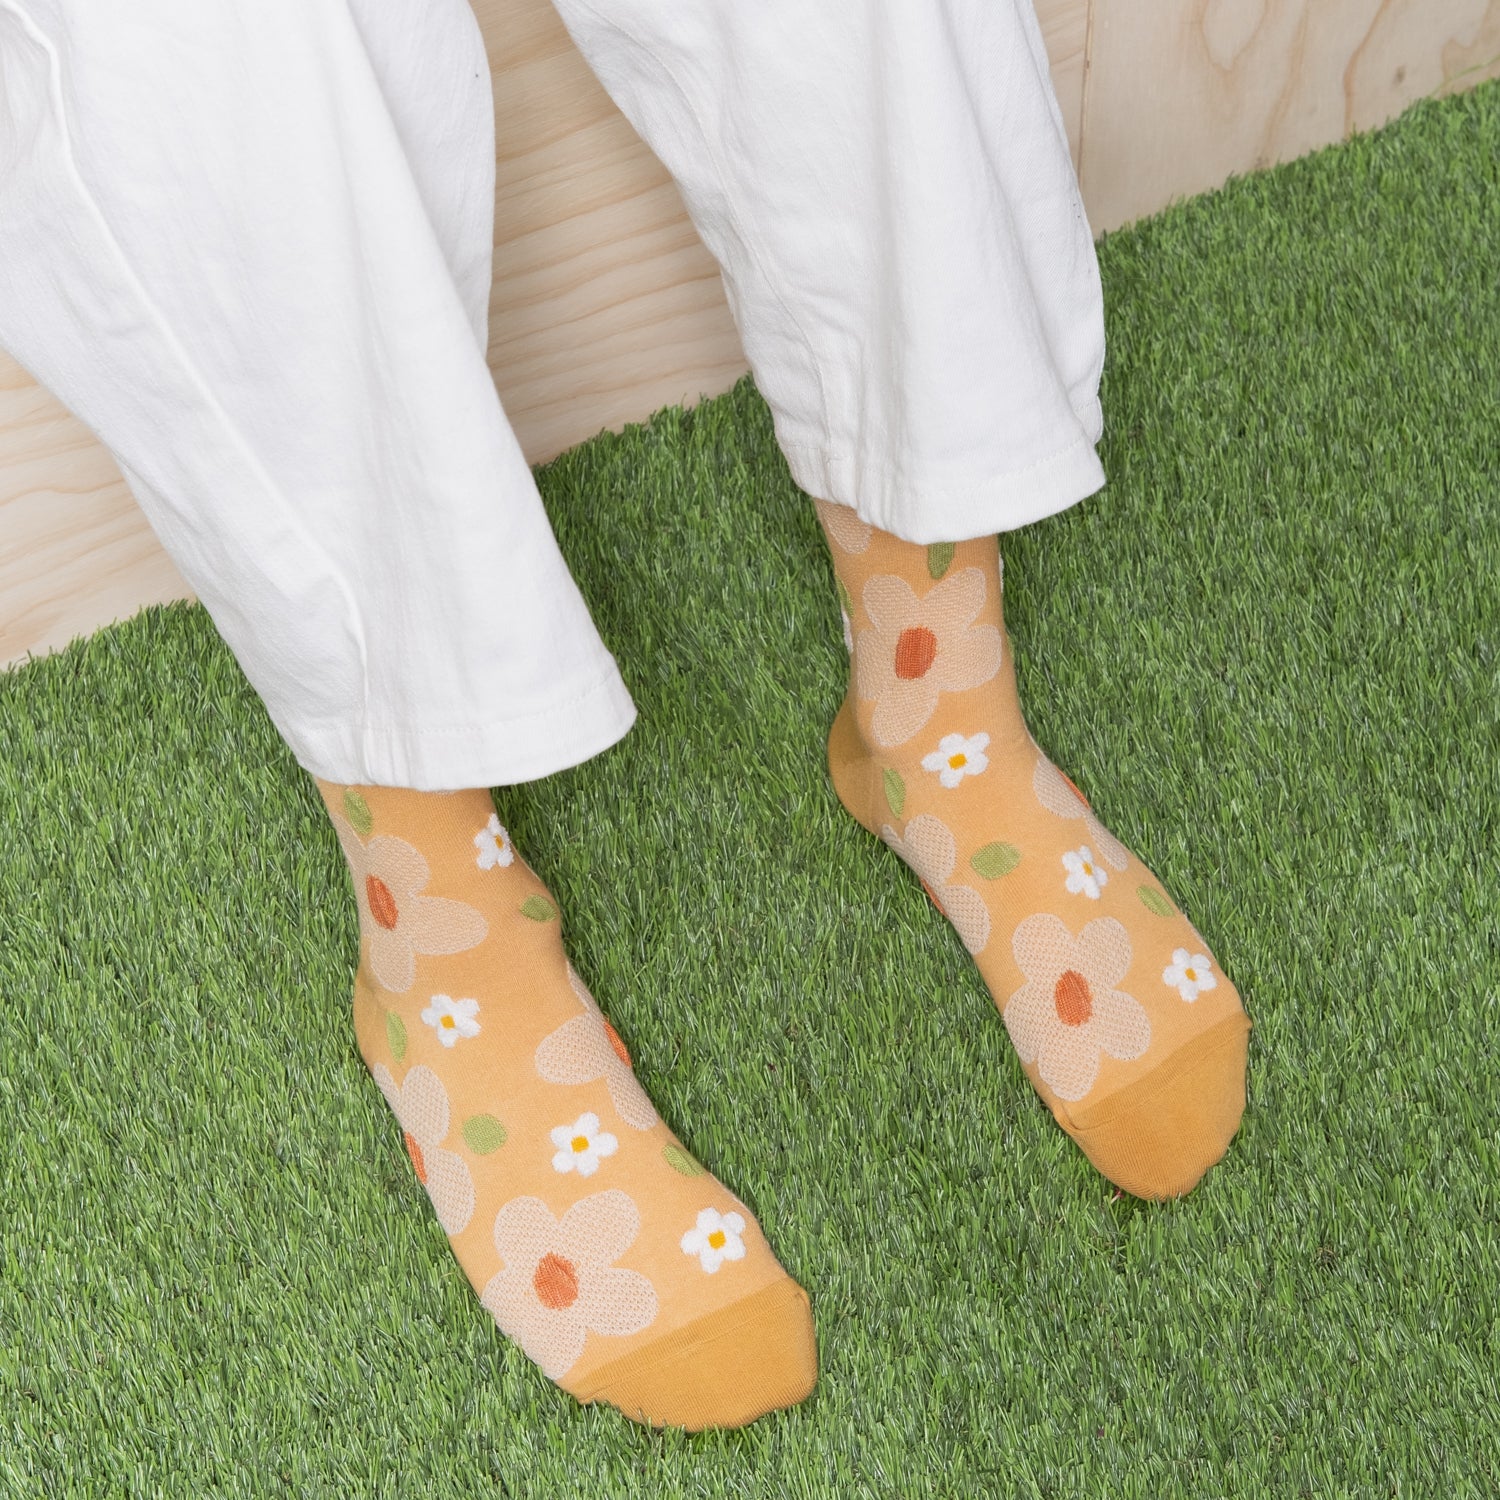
[1062,845,1108,900]
[921,731,991,789]
[474,813,514,871]
[841,608,854,655]
[420,993,481,1047]
[550,1112,618,1178]
[1163,948,1218,1003]
[680,1207,747,1273]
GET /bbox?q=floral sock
[315,780,816,1429]
[815,500,1251,1199]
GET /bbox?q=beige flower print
[857,569,1003,747]
[1003,914,1151,1101]
[331,813,487,993]
[813,497,872,554]
[481,1190,658,1379]
[1031,758,1129,871]
[881,814,991,955]
[533,965,658,1131]
[371,1063,476,1235]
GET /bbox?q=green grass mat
[3,83,1497,1499]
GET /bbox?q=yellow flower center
[707,1229,727,1250]
[1083,862,1094,876]
[441,1015,455,1028]
[1185,968,1197,982]
[571,1135,590,1153]
[948,753,967,769]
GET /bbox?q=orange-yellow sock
[316,780,816,1428]
[815,500,1250,1199]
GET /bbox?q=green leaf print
[385,1010,407,1062]
[969,842,1022,879]
[1138,885,1174,918]
[663,1143,706,1177]
[462,1114,507,1155]
[883,767,906,817]
[343,788,373,837]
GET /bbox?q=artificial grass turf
[2,80,1497,1499]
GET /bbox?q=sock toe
[574,1278,818,1431]
[1065,1012,1251,1200]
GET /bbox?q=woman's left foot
[815,499,1250,1200]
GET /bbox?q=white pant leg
[344,0,497,356]
[0,0,636,789]
[553,0,1106,543]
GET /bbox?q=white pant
[0,0,1104,789]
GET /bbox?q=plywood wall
[1080,0,1500,231]
[2,0,1496,668]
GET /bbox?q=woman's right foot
[317,780,817,1429]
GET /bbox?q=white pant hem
[284,662,638,790]
[779,396,1107,543]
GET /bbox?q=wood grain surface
[1079,0,1500,230]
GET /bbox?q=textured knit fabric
[0,0,1103,788]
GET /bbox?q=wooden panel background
[2,0,1496,669]
[1080,0,1500,230]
